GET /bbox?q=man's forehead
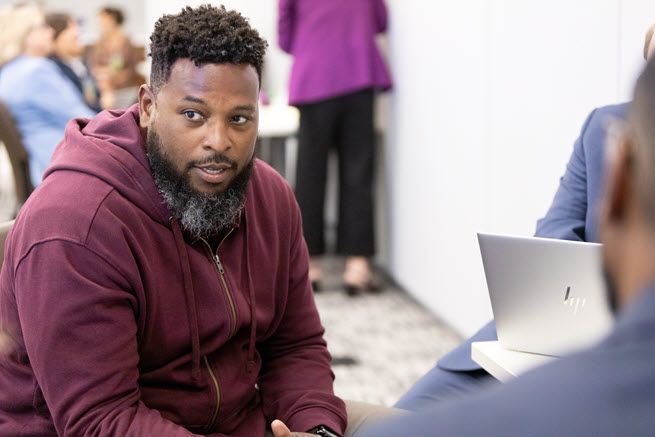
[162,59,259,99]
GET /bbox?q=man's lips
[192,162,234,184]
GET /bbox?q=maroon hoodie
[0,106,346,436]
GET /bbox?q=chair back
[0,101,33,207]
[0,219,14,268]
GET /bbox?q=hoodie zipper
[201,230,238,337]
[199,229,235,433]
[203,356,221,433]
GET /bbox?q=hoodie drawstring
[242,216,258,375]
[171,218,202,382]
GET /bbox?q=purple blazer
[278,0,393,105]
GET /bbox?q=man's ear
[138,84,156,128]
[602,136,635,224]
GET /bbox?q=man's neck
[617,228,655,309]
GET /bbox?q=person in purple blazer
[278,0,392,294]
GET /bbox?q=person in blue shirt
[359,42,655,437]
[0,4,96,188]
[394,22,655,412]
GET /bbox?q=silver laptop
[478,233,613,357]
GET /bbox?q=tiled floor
[313,257,462,406]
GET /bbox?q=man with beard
[0,5,359,436]
[359,53,655,437]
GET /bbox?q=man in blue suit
[395,102,628,409]
[361,49,655,437]
[395,25,654,411]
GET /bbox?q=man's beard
[602,262,619,317]
[146,129,253,240]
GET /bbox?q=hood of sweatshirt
[44,105,171,224]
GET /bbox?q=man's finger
[271,419,291,437]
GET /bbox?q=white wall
[385,0,655,336]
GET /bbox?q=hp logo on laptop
[564,286,586,315]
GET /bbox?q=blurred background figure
[0,3,96,188]
[87,6,141,108]
[45,12,103,112]
[278,0,392,295]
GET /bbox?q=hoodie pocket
[140,363,218,432]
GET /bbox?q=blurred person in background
[87,6,140,108]
[278,0,392,295]
[45,12,103,112]
[0,3,96,187]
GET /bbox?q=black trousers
[295,88,375,256]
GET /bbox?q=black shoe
[331,355,359,366]
[311,280,323,292]
[343,279,381,296]
[344,283,362,296]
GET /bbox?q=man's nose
[203,121,231,153]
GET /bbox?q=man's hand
[0,330,14,356]
[270,420,315,437]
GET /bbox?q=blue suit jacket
[362,285,655,437]
[439,103,629,371]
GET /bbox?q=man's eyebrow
[182,95,208,105]
[234,105,256,112]
[181,97,255,112]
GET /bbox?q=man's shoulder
[245,159,299,231]
[591,102,630,121]
[249,159,294,200]
[252,158,287,182]
[10,172,117,259]
[404,342,655,436]
[5,57,58,79]
[578,102,630,149]
[0,57,54,95]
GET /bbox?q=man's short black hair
[100,6,124,26]
[148,4,267,93]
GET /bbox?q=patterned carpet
[313,258,462,406]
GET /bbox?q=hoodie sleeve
[257,192,347,435]
[14,240,209,436]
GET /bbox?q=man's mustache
[187,153,238,170]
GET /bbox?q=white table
[471,341,555,382]
[257,104,299,180]
[259,104,299,138]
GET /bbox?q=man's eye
[232,115,249,125]
[183,110,202,121]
